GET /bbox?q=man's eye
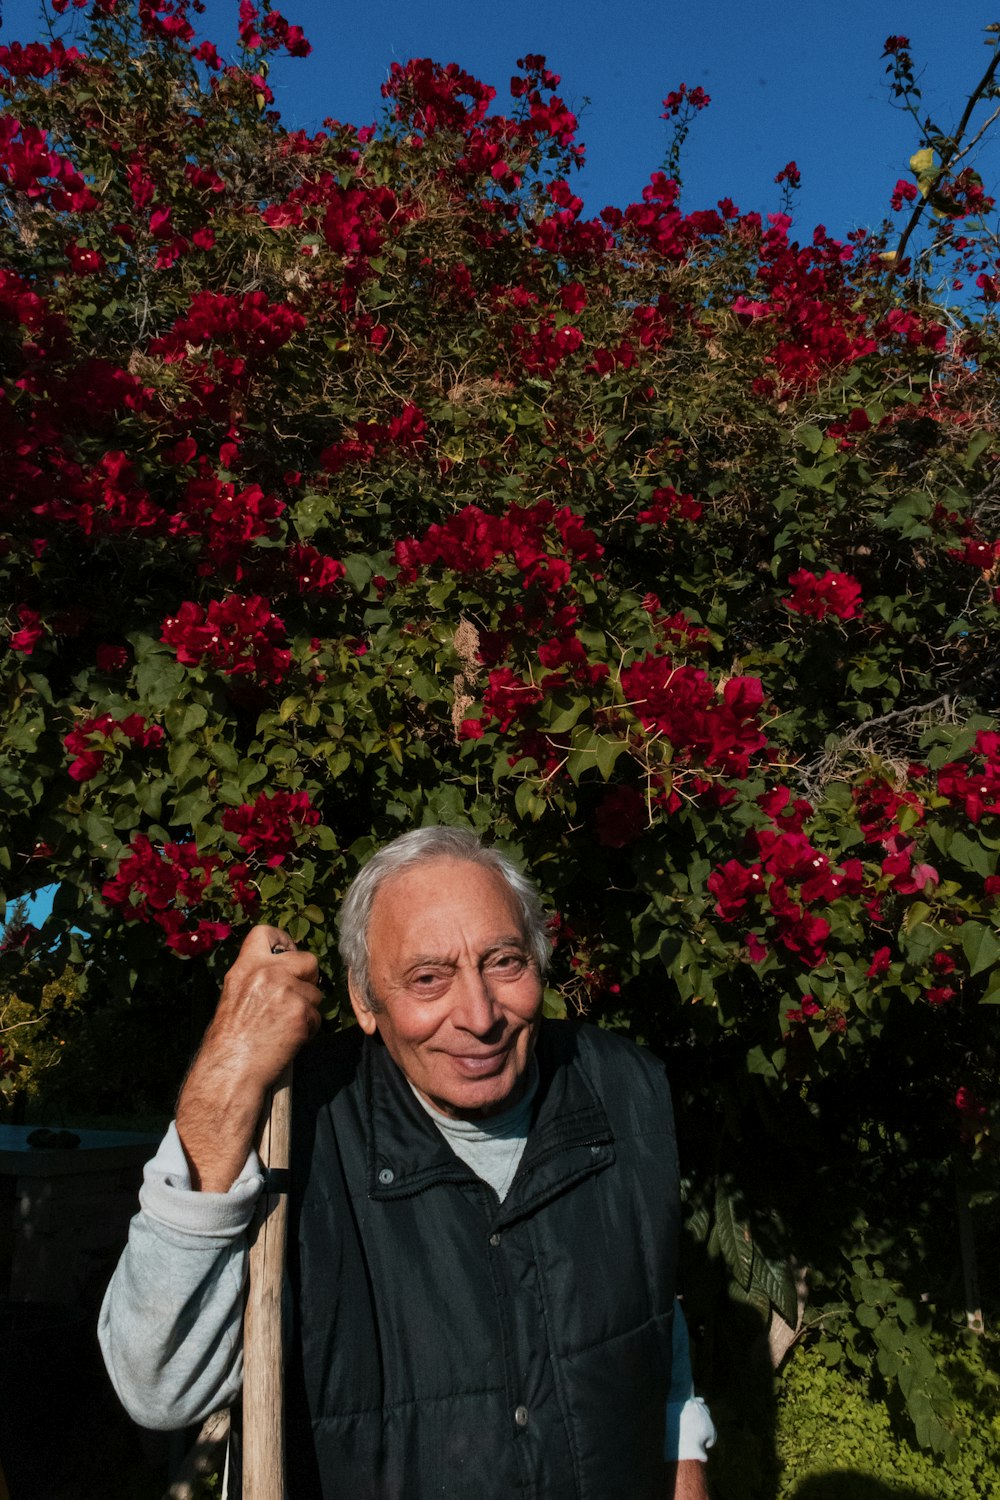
[490,953,527,972]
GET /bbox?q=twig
[894,44,1000,269]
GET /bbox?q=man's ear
[348,972,378,1035]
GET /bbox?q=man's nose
[450,966,501,1034]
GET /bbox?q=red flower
[102,835,227,953]
[890,179,919,212]
[222,790,321,867]
[96,643,129,672]
[783,569,863,621]
[8,606,44,654]
[595,786,647,848]
[63,711,163,782]
[746,933,768,963]
[161,595,291,683]
[66,241,104,275]
[867,947,892,978]
[558,282,587,314]
[636,487,703,526]
[949,536,1000,570]
[481,668,543,732]
[708,860,766,920]
[285,544,345,596]
[621,656,766,779]
[661,83,710,118]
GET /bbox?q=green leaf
[903,901,932,933]
[961,921,1000,977]
[565,731,600,784]
[752,1252,799,1328]
[963,430,992,469]
[546,696,590,734]
[980,968,1000,1004]
[165,702,207,738]
[343,553,375,593]
[595,736,627,781]
[714,1182,754,1291]
[514,781,545,822]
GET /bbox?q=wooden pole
[242,1065,292,1500]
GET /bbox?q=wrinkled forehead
[367,856,526,956]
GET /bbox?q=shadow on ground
[791,1477,934,1500]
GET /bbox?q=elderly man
[101,827,714,1497]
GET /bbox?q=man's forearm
[668,1459,711,1500]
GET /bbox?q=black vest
[285,1019,680,1499]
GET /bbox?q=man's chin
[422,1061,527,1120]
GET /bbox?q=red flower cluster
[785,994,821,1024]
[511,315,583,375]
[709,824,865,969]
[238,1,311,57]
[0,116,97,212]
[382,58,496,134]
[102,834,230,954]
[636,487,703,525]
[661,83,711,118]
[284,543,346,596]
[152,291,305,363]
[161,595,291,682]
[320,403,426,474]
[740,216,879,387]
[890,178,919,212]
[0,39,85,80]
[221,789,321,867]
[938,732,1000,823]
[879,307,947,351]
[949,535,1000,570]
[96,643,129,672]
[63,711,163,782]
[394,499,602,595]
[783,568,863,621]
[853,774,925,844]
[168,478,285,570]
[478,666,544,732]
[595,784,647,848]
[615,172,725,263]
[7,605,45,654]
[620,655,767,779]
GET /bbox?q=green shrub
[775,1339,1000,1499]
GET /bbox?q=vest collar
[364,1021,615,1221]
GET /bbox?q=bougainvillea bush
[1,3,998,1480]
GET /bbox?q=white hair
[338,827,550,1009]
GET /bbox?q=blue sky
[3,0,999,242]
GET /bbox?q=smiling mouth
[448,1049,511,1075]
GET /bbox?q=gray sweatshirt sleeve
[98,1123,264,1431]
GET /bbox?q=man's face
[348,857,543,1120]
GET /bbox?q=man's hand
[176,925,322,1192]
[668,1460,711,1500]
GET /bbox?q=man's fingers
[241,923,297,960]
